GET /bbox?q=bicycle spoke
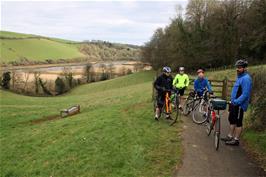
[183,96,193,115]
[192,100,208,124]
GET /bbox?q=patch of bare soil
[30,115,61,124]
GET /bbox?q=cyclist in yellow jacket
[173,67,190,109]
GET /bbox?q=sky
[1,1,188,45]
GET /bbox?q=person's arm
[233,77,252,105]
[154,76,164,91]
[206,78,213,92]
[173,75,178,87]
[185,74,190,87]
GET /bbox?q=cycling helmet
[163,66,171,73]
[235,59,248,68]
[179,67,185,71]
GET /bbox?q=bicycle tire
[170,94,180,126]
[205,111,213,136]
[192,100,208,124]
[183,96,194,116]
[214,116,220,150]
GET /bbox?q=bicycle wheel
[170,94,180,126]
[205,111,213,136]
[214,116,220,150]
[183,96,194,116]
[192,100,208,124]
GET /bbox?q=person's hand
[232,100,238,105]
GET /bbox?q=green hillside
[0,38,85,62]
[0,31,38,38]
[0,31,141,64]
[0,71,182,177]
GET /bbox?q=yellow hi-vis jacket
[173,74,190,89]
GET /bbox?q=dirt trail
[175,113,266,177]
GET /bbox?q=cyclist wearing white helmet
[173,67,190,109]
[153,66,173,120]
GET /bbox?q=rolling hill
[0,31,141,65]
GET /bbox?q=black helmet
[235,59,248,68]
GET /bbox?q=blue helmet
[162,66,171,73]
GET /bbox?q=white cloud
[1,1,187,45]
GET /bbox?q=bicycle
[183,89,211,124]
[183,90,198,116]
[192,90,211,124]
[205,98,228,150]
[153,89,180,126]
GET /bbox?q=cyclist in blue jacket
[221,59,252,146]
[194,68,213,96]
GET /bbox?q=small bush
[249,68,266,131]
[1,72,11,89]
[55,77,66,95]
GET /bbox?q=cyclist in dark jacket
[222,59,252,146]
[154,66,173,120]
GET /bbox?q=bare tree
[107,63,115,79]
[23,71,30,92]
[33,72,41,94]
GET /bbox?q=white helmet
[179,67,185,71]
[162,66,171,73]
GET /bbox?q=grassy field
[0,71,182,177]
[0,31,141,64]
[0,31,37,38]
[0,38,85,62]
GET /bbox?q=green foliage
[142,0,266,70]
[0,71,182,177]
[249,68,266,130]
[79,42,141,61]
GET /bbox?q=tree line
[142,0,266,71]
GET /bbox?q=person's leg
[226,107,243,146]
[155,94,164,120]
[155,107,161,120]
[179,88,185,108]
[229,124,236,137]
[234,127,242,139]
[221,104,236,141]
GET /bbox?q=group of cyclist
[153,59,252,146]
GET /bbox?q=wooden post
[222,76,228,100]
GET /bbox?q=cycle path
[175,113,266,177]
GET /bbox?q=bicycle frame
[206,98,229,150]
[165,92,172,114]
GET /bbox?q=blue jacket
[194,77,212,96]
[231,72,252,111]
